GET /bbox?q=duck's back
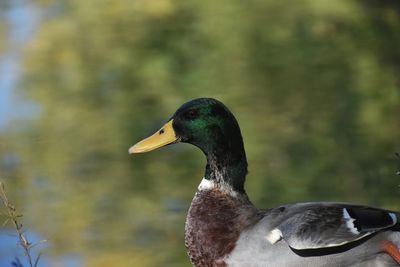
[227,218,400,267]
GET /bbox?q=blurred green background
[0,0,400,266]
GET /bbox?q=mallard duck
[129,98,400,267]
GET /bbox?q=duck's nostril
[159,129,165,134]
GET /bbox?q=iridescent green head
[129,98,248,192]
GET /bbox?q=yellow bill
[129,120,178,154]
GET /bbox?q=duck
[129,98,400,267]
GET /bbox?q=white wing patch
[389,213,397,224]
[266,228,282,244]
[343,208,359,234]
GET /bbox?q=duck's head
[129,98,248,192]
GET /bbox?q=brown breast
[184,188,260,267]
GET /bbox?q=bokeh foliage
[1,0,400,266]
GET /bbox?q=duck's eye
[185,109,199,120]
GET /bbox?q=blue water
[0,229,49,267]
[0,0,40,131]
[0,229,84,267]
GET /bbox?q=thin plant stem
[0,181,34,267]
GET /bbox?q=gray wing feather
[272,204,397,250]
